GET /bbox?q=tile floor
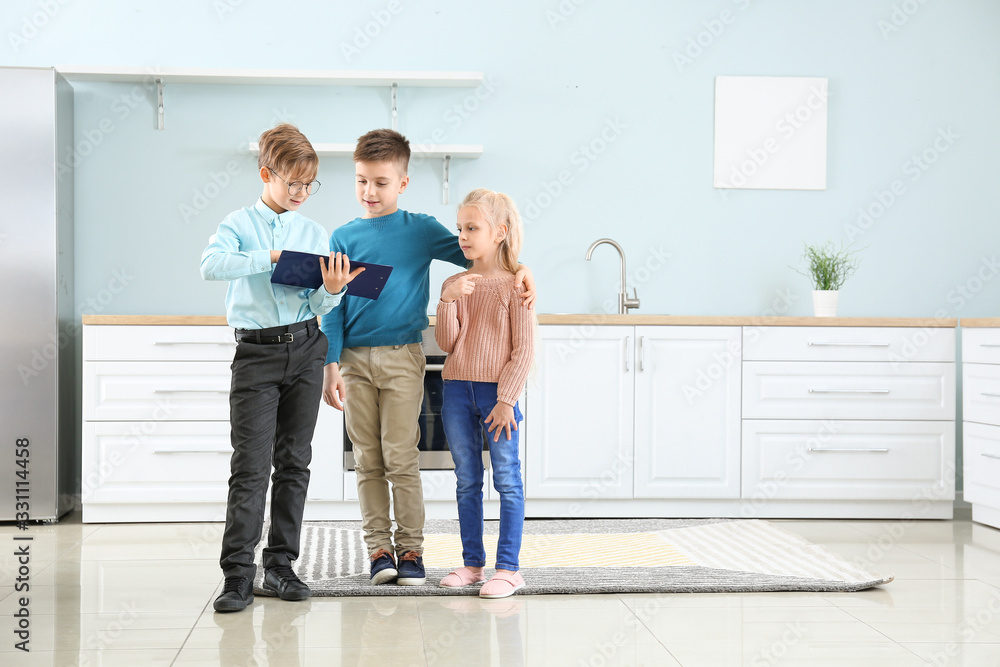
[2,511,1000,666]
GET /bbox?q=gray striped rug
[252,518,892,597]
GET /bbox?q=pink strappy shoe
[438,566,486,588]
[479,571,525,599]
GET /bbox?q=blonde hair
[459,188,523,275]
[257,123,318,180]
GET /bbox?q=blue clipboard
[270,250,393,300]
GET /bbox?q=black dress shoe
[214,575,254,612]
[263,565,311,601]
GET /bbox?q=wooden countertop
[958,318,1000,328]
[82,314,958,327]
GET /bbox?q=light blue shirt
[200,199,344,330]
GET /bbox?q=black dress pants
[219,323,327,579]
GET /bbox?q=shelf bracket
[155,77,165,130]
[441,154,451,204]
[390,82,398,131]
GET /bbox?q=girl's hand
[320,252,365,295]
[441,273,482,303]
[514,265,536,309]
[484,401,517,442]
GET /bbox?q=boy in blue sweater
[321,129,535,586]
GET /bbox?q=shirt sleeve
[496,285,535,406]
[320,232,347,364]
[423,215,467,267]
[434,275,462,353]
[200,214,272,281]
[308,284,346,318]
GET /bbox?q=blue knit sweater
[321,209,466,364]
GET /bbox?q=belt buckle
[279,332,294,343]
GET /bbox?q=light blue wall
[3,0,998,320]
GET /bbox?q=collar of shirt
[252,198,296,229]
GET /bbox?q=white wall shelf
[54,65,484,139]
[54,66,483,87]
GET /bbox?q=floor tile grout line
[170,584,222,665]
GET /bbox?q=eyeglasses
[267,167,321,196]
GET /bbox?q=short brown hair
[257,123,318,179]
[353,129,410,174]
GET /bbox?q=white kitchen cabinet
[633,327,741,498]
[742,327,955,518]
[525,326,634,499]
[961,326,1000,529]
[525,325,741,501]
[82,324,343,522]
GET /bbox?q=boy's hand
[484,401,517,442]
[323,363,347,411]
[441,273,481,303]
[320,252,365,295]
[514,265,536,309]
[270,250,281,264]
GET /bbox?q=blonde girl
[434,188,534,598]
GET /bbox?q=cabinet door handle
[808,447,890,453]
[807,342,890,347]
[639,336,645,372]
[980,392,1000,399]
[983,453,1000,461]
[152,389,229,394]
[808,388,891,394]
[153,341,234,346]
[425,363,445,371]
[979,344,1000,348]
[625,336,631,373]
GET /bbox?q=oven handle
[426,363,445,371]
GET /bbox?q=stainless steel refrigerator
[0,66,75,522]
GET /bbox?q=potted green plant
[795,242,860,317]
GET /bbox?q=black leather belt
[235,320,316,344]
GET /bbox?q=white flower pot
[812,290,839,317]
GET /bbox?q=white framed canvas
[713,75,828,190]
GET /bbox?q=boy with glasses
[201,123,363,612]
[321,129,535,587]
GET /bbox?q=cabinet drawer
[963,363,1000,426]
[742,420,954,501]
[84,361,231,421]
[84,325,235,361]
[962,329,1000,365]
[963,422,1000,506]
[82,421,231,504]
[743,327,954,362]
[742,361,954,420]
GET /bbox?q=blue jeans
[442,380,524,571]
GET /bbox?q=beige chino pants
[340,343,425,557]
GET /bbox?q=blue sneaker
[370,548,397,585]
[396,551,426,586]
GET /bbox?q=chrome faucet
[585,238,640,315]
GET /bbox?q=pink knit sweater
[435,273,534,406]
